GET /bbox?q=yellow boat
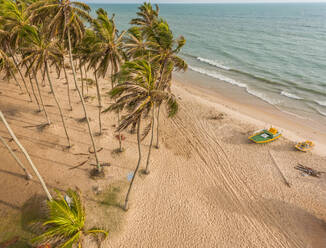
[295,141,314,152]
[248,127,282,144]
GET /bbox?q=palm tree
[0,110,52,201]
[0,47,24,93]
[0,135,32,180]
[0,0,33,101]
[21,25,71,147]
[33,68,51,125]
[129,4,187,149]
[130,2,160,28]
[148,20,188,149]
[124,26,153,60]
[30,0,101,170]
[92,8,126,151]
[32,189,108,248]
[57,43,72,111]
[106,60,178,210]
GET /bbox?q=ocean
[88,3,326,123]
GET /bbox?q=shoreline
[173,72,326,157]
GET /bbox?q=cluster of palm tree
[0,0,186,212]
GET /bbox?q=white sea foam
[281,91,303,100]
[316,108,326,117]
[189,65,246,88]
[189,65,282,106]
[197,57,231,70]
[246,88,281,105]
[315,100,326,107]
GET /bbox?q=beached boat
[248,128,281,144]
[295,141,314,152]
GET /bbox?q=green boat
[248,128,282,144]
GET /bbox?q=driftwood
[295,164,323,178]
[269,150,291,187]
[88,147,103,154]
[69,157,90,170]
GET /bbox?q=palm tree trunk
[45,62,71,147]
[79,58,84,98]
[145,107,155,174]
[26,66,41,112]
[41,67,46,87]
[10,53,32,102]
[0,135,32,180]
[67,29,100,170]
[33,70,51,125]
[155,104,161,149]
[94,73,102,134]
[0,111,52,201]
[10,71,23,94]
[124,118,142,211]
[111,65,122,151]
[63,64,72,111]
[84,65,89,95]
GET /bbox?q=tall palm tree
[0,47,23,92]
[148,20,188,149]
[33,68,51,125]
[130,2,160,28]
[106,60,178,210]
[0,135,33,180]
[77,28,105,135]
[57,43,72,111]
[92,8,126,151]
[21,25,71,147]
[0,110,52,201]
[0,0,33,101]
[30,0,101,170]
[129,4,187,149]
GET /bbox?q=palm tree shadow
[21,194,48,234]
[0,168,28,180]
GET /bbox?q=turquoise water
[89,3,326,120]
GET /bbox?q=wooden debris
[88,147,103,154]
[208,113,225,120]
[69,157,90,170]
[269,150,291,187]
[294,164,323,178]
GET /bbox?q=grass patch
[0,195,46,247]
[97,181,127,234]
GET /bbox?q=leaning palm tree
[21,25,71,147]
[148,20,188,149]
[0,110,52,201]
[0,0,33,101]
[130,2,160,28]
[32,189,108,248]
[106,60,178,210]
[0,135,32,180]
[92,8,126,151]
[124,26,153,60]
[30,0,101,170]
[0,47,24,92]
[77,29,104,134]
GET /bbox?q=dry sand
[1,67,326,247]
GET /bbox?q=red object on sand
[115,134,125,141]
[38,245,51,248]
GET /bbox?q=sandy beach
[1,67,326,247]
